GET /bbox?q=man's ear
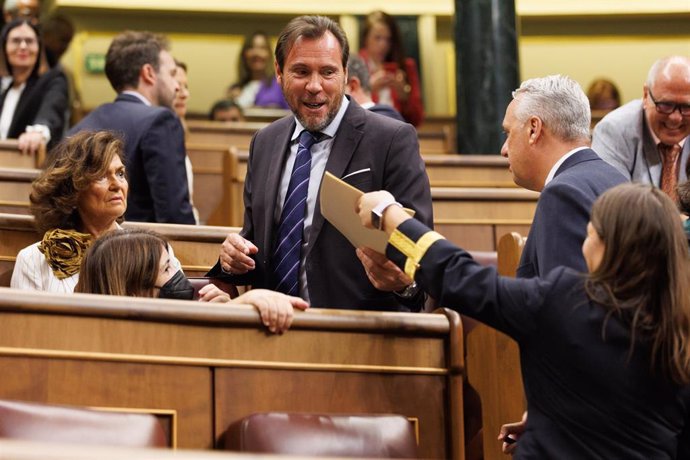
[140,63,156,86]
[274,60,282,84]
[347,75,360,92]
[528,116,543,145]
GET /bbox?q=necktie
[273,130,321,296]
[659,143,682,203]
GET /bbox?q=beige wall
[51,1,690,117]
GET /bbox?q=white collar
[544,146,589,186]
[122,90,152,106]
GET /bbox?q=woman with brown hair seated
[76,228,307,334]
[357,182,690,458]
[11,130,139,293]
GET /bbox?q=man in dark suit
[69,31,195,224]
[501,74,627,278]
[208,15,432,311]
[345,55,404,122]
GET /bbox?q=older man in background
[592,56,690,202]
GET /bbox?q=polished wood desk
[0,288,465,459]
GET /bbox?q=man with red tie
[593,56,690,202]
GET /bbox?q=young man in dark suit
[69,31,195,224]
[208,15,432,311]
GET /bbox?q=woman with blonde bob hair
[357,182,690,458]
[76,229,308,334]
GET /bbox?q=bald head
[643,56,690,146]
[646,56,690,88]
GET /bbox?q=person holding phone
[359,10,424,126]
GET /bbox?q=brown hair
[30,130,125,235]
[361,10,406,70]
[75,228,167,298]
[585,183,690,385]
[275,15,349,73]
[586,78,621,111]
[105,30,169,92]
[237,31,274,87]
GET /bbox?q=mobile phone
[383,62,398,73]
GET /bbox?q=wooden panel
[215,369,448,458]
[0,357,212,449]
[0,288,465,459]
[186,120,266,151]
[0,214,241,285]
[435,222,495,252]
[465,232,526,460]
[186,143,235,226]
[0,139,44,168]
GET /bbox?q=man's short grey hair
[646,56,690,88]
[512,74,591,142]
[347,55,371,92]
[3,0,18,12]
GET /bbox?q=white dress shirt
[274,96,350,302]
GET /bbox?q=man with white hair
[592,56,690,203]
[3,0,40,24]
[501,74,626,278]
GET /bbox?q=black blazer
[517,149,627,278]
[388,218,690,459]
[0,66,68,149]
[69,93,195,224]
[209,99,433,311]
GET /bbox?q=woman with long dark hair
[0,18,68,154]
[357,182,690,458]
[359,11,423,126]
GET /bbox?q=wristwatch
[371,198,402,230]
[395,281,419,299]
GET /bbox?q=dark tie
[659,143,682,203]
[273,130,321,296]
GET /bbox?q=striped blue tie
[273,130,321,296]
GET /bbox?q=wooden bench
[0,213,241,286]
[431,187,538,221]
[0,167,38,215]
[186,120,266,151]
[418,125,454,154]
[0,139,45,169]
[465,232,526,460]
[423,154,515,187]
[0,288,466,458]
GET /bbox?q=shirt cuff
[26,124,51,144]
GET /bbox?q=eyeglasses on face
[8,37,37,47]
[648,89,690,117]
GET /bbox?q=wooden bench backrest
[0,167,38,215]
[0,139,45,169]
[466,231,526,460]
[186,120,267,151]
[0,213,241,286]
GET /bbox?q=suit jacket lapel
[263,118,295,251]
[305,102,364,259]
[8,76,37,135]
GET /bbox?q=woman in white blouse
[10,130,181,293]
[0,18,68,155]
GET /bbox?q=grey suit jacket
[209,99,433,311]
[592,99,690,186]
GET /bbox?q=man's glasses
[648,89,690,117]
